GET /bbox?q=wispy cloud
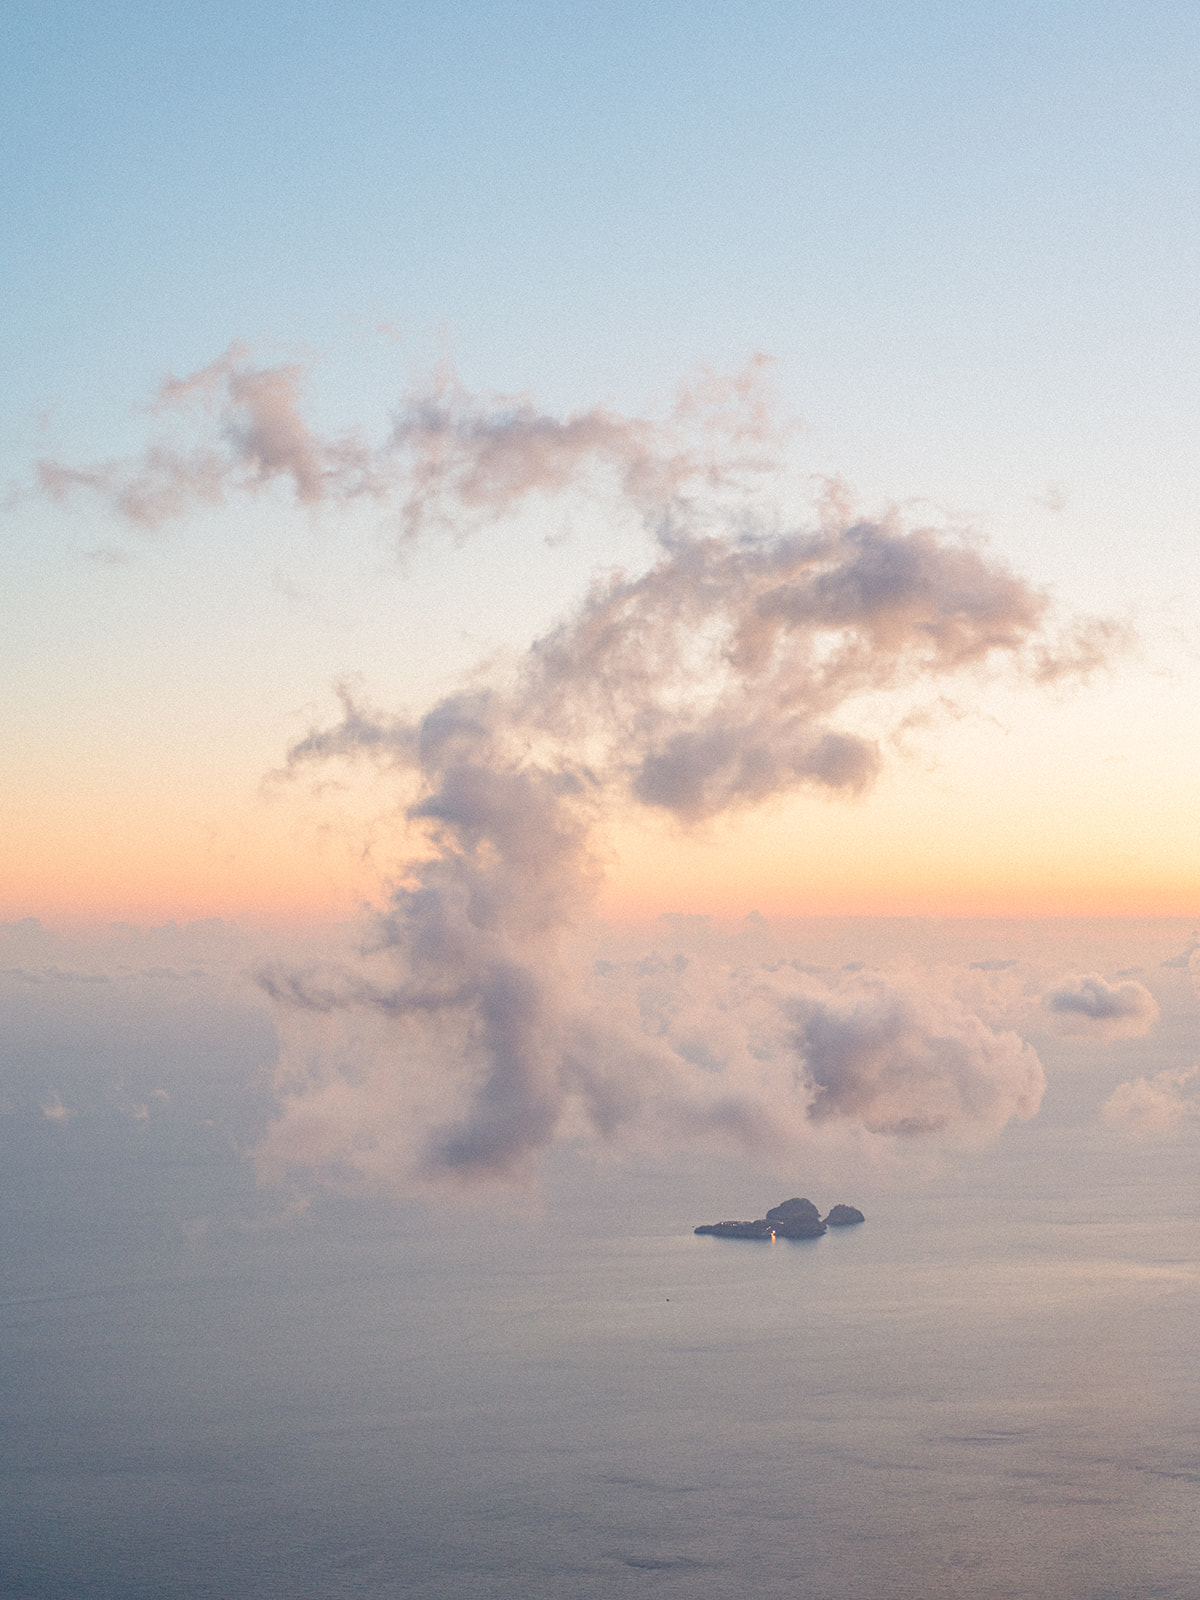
[40,1091,74,1122]
[35,345,782,542]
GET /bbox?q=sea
[1,919,1198,1599]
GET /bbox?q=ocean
[1,920,1198,1598]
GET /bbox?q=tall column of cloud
[36,346,1121,1189]
[248,368,1116,1191]
[258,689,604,1183]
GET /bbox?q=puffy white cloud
[255,948,1048,1194]
[1043,973,1159,1039]
[1102,1066,1200,1136]
[792,985,1043,1138]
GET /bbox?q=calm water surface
[2,1121,1198,1599]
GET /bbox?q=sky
[10,30,1200,1600]
[4,0,1200,928]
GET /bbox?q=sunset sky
[5,0,1200,925]
[11,21,1200,1600]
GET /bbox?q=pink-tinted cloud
[1103,1066,1200,1135]
[794,986,1042,1138]
[38,345,1122,1190]
[36,346,781,540]
[246,358,1119,1190]
[1043,972,1159,1039]
[39,345,378,526]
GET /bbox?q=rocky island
[694,1197,865,1240]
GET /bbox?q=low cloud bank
[1043,973,1159,1039]
[254,952,1047,1193]
[0,919,279,1159]
[1103,1067,1200,1136]
[6,918,1184,1190]
[794,986,1042,1138]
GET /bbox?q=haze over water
[3,917,1198,1599]
[6,6,1200,1595]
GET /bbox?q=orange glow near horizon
[8,565,1200,929]
[8,671,1200,927]
[6,797,1199,927]
[1,797,379,926]
[598,859,1200,923]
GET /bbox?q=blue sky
[8,1,1200,420]
[5,2,1200,605]
[4,1,1200,921]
